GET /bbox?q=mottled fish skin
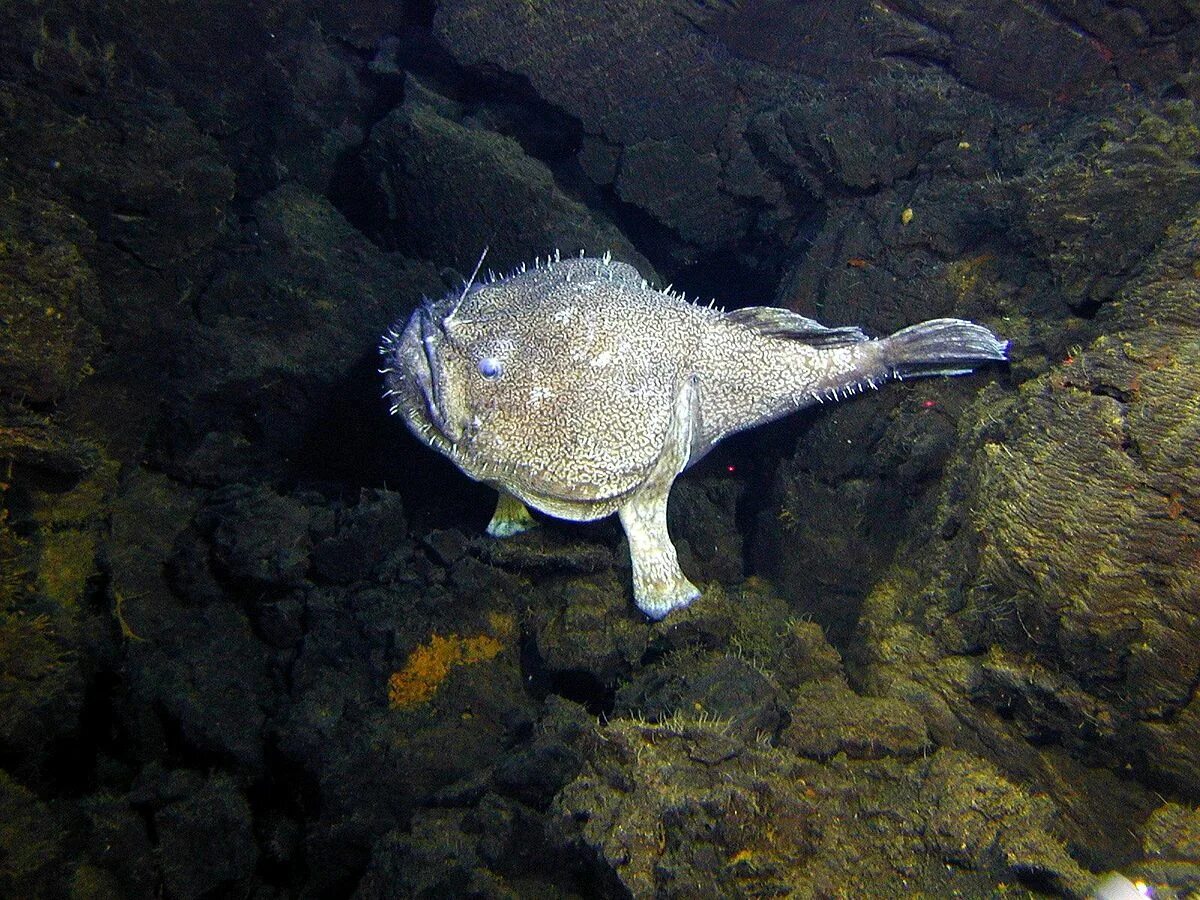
[384,255,706,518]
[381,252,1008,619]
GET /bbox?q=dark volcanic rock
[0,605,87,767]
[362,84,650,273]
[751,385,975,648]
[0,770,68,897]
[710,0,1178,104]
[152,771,258,900]
[77,792,156,897]
[271,570,539,894]
[432,0,791,254]
[434,0,737,149]
[260,22,378,194]
[614,139,752,250]
[781,679,929,761]
[311,489,411,584]
[1136,802,1200,894]
[668,475,745,587]
[128,601,272,773]
[1023,99,1200,310]
[477,528,616,576]
[0,76,234,285]
[750,69,996,198]
[552,717,820,898]
[615,651,788,742]
[490,696,590,810]
[0,429,113,782]
[354,813,514,899]
[205,484,315,589]
[526,572,655,686]
[157,182,440,485]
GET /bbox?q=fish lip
[413,303,460,444]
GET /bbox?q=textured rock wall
[859,209,1200,798]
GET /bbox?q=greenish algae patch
[0,611,79,749]
[0,193,100,404]
[0,420,114,762]
[554,714,1089,897]
[14,442,117,614]
[1025,100,1200,310]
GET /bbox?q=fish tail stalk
[879,318,1009,381]
[797,318,1007,405]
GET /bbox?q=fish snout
[408,306,463,443]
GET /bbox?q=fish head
[382,256,686,509]
[383,283,523,466]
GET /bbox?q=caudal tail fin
[882,318,1008,379]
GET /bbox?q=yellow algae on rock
[388,631,506,710]
[944,252,995,300]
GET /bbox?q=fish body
[381,253,1007,619]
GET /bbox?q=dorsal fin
[724,306,869,347]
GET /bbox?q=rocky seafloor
[2,0,1199,897]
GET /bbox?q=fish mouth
[391,303,461,448]
[418,303,466,443]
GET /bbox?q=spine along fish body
[381,252,1008,620]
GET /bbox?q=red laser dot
[920,400,937,409]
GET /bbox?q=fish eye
[477,356,503,380]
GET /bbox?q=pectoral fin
[486,489,539,537]
[618,375,702,619]
[619,490,700,620]
[644,374,701,491]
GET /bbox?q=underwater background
[2,0,1199,896]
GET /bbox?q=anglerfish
[381,252,1007,620]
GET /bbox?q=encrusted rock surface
[552,717,1089,897]
[855,208,1200,862]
